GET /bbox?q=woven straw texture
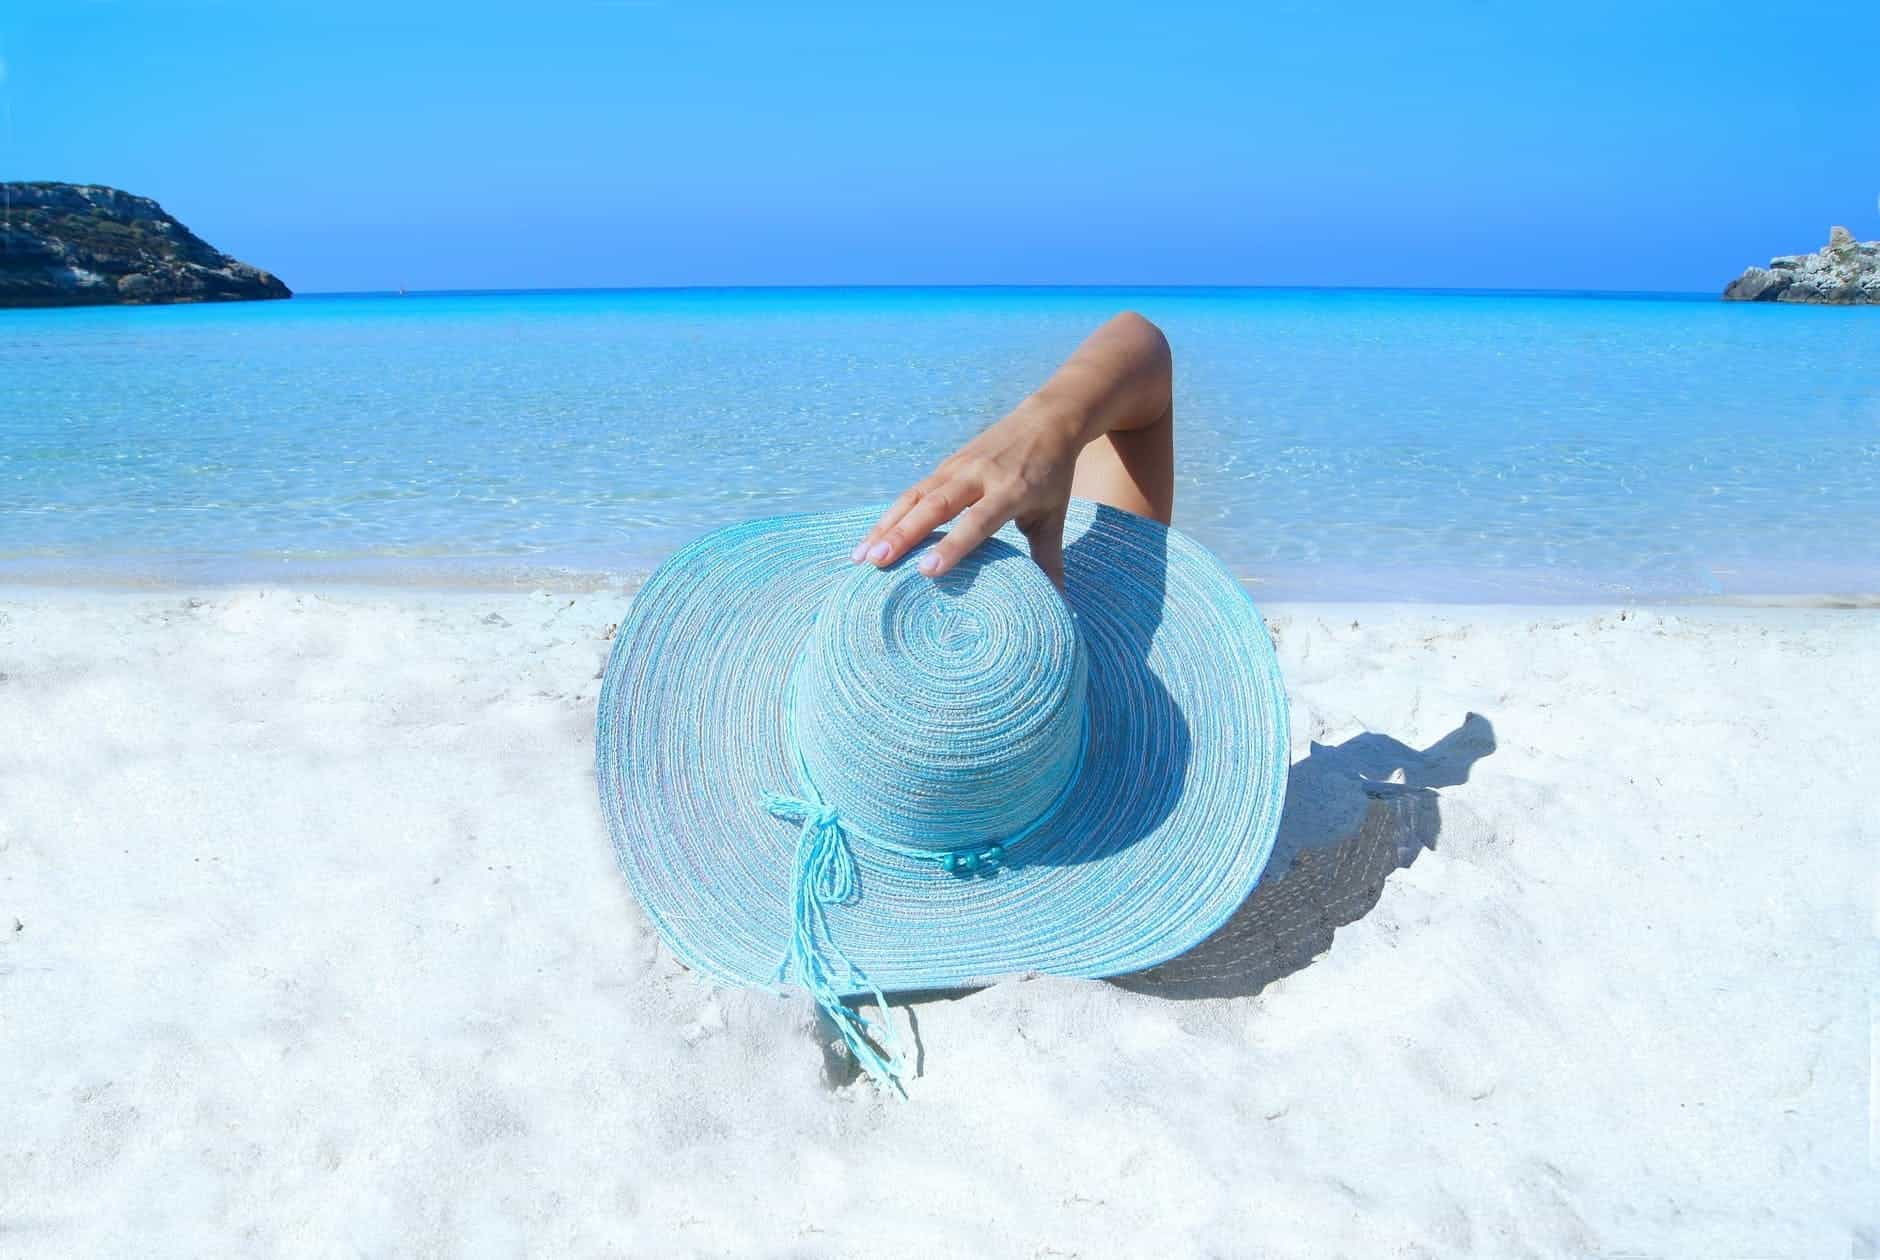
[595,498,1288,995]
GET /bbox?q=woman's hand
[851,311,1175,587]
[851,399,1086,586]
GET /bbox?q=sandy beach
[2,588,1872,1256]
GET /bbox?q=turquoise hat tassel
[762,790,911,1094]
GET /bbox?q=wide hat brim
[595,498,1289,995]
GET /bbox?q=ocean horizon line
[294,281,1723,303]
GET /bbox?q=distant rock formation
[1723,225,1879,304]
[0,182,290,308]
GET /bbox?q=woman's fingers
[919,496,1013,578]
[868,480,976,567]
[853,485,928,563]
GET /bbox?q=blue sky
[5,1,1875,293]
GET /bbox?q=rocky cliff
[0,182,290,308]
[1722,226,1879,304]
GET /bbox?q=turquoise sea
[3,287,1876,599]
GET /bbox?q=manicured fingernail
[867,541,890,564]
[850,541,868,563]
[918,553,940,576]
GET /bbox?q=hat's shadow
[1026,503,1192,868]
[1110,712,1497,1001]
[856,712,1496,1085]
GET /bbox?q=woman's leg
[1069,386,1174,526]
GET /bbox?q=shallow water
[3,287,1875,598]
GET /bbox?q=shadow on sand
[832,714,1499,1086]
[1111,712,1497,1001]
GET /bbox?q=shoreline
[2,574,1876,609]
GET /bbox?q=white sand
[1,589,1873,1257]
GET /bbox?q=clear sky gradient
[5,1,1876,293]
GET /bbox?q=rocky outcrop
[0,182,290,308]
[1722,225,1880,304]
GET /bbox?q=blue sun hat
[595,498,1288,1091]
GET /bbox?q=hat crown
[792,539,1088,852]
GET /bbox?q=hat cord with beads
[759,698,1088,1093]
